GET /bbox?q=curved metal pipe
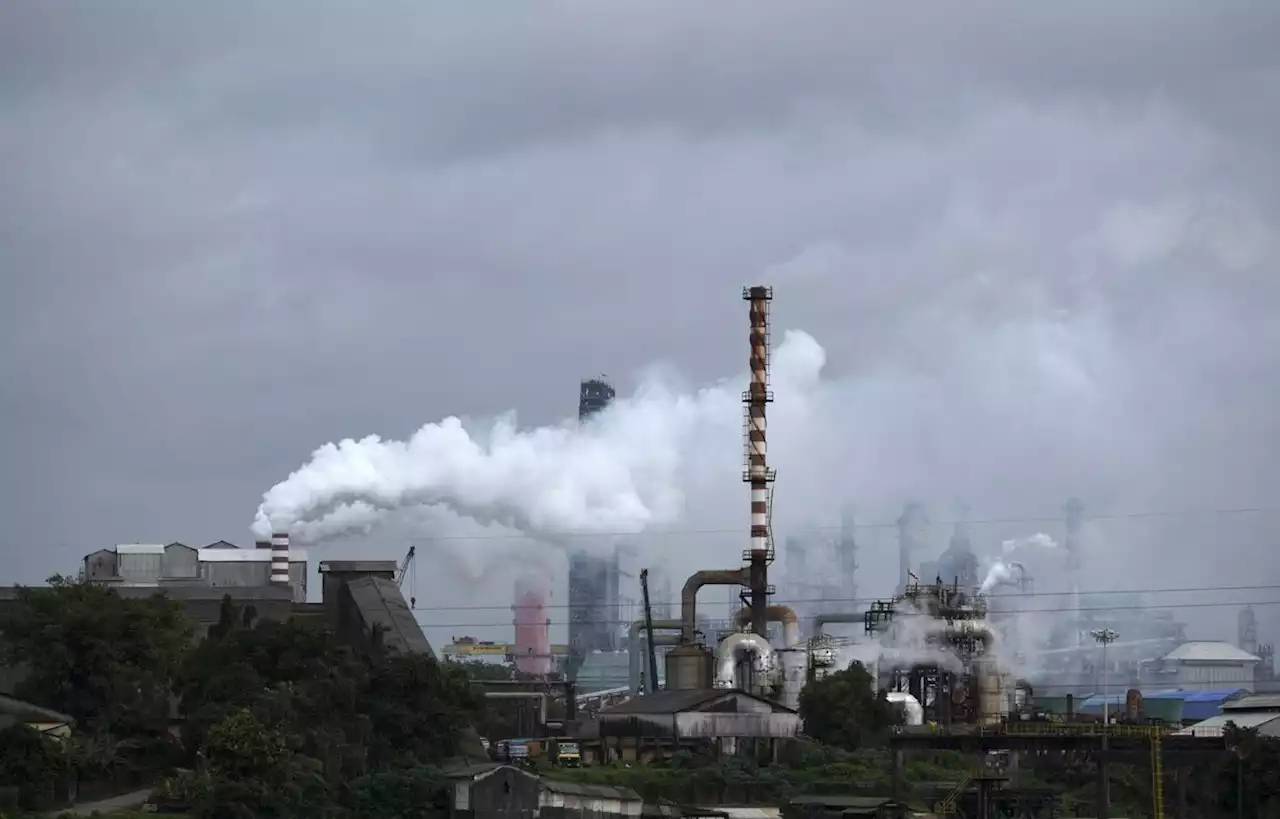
[627,619,681,694]
[813,611,862,637]
[714,631,775,689]
[681,569,748,644]
[629,618,681,642]
[732,605,802,647]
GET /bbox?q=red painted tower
[513,574,552,675]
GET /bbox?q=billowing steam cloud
[252,330,826,542]
[979,560,1026,595]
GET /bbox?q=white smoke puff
[1000,532,1059,555]
[252,330,826,543]
[979,559,1016,595]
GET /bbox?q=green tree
[0,725,72,811]
[798,661,901,750]
[0,576,193,738]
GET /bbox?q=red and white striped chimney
[743,286,774,556]
[270,532,291,585]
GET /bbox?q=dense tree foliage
[798,662,902,749]
[0,580,487,818]
[0,575,193,737]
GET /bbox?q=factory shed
[1176,710,1280,737]
[598,689,800,742]
[339,575,435,657]
[444,763,643,819]
[1158,641,1260,691]
[446,762,542,819]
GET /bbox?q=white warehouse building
[82,541,308,603]
[1156,641,1261,691]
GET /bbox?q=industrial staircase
[933,776,971,818]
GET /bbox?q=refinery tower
[566,377,628,680]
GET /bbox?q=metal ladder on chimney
[739,484,777,610]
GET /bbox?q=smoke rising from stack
[251,330,824,543]
[250,295,1276,653]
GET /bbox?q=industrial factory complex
[7,285,1279,819]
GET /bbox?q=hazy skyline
[3,2,1279,647]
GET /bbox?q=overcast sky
[3,2,1279,648]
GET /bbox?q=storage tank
[513,575,552,675]
[976,661,1008,725]
[664,644,714,690]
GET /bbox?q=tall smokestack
[1064,498,1083,572]
[270,532,291,586]
[897,502,924,590]
[743,286,775,636]
[1064,498,1084,651]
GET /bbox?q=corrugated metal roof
[1162,641,1261,663]
[0,694,75,725]
[197,548,309,563]
[115,544,165,555]
[1175,712,1280,735]
[541,779,641,800]
[344,576,435,657]
[601,689,795,715]
[702,808,779,819]
[1224,694,1280,711]
[1079,688,1244,720]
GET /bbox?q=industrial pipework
[270,531,290,585]
[742,285,775,637]
[813,611,864,638]
[714,631,775,690]
[732,605,801,647]
[681,569,748,644]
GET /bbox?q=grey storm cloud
[1,1,1278,645]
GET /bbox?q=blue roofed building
[1075,688,1247,725]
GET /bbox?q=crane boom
[397,545,416,587]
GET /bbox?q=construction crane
[397,546,416,607]
[640,568,659,693]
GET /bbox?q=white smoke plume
[253,330,826,543]
[979,559,1026,595]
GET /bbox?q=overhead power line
[412,597,1280,628]
[408,582,1280,612]
[341,504,1280,542]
